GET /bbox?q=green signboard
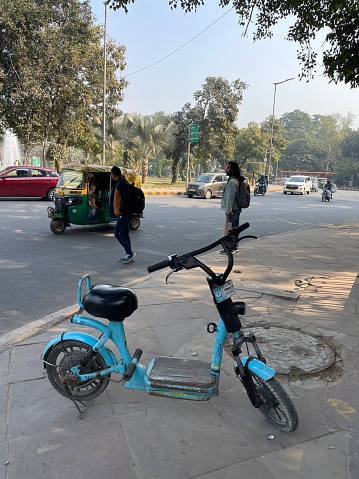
[189,124,199,143]
[32,157,41,166]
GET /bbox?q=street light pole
[102,1,110,166]
[268,77,295,182]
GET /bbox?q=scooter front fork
[231,333,266,408]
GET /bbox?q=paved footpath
[1,221,358,479]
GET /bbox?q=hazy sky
[90,0,359,130]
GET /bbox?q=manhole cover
[243,327,335,375]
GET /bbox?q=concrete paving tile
[9,343,45,383]
[348,431,359,476]
[7,417,137,479]
[139,301,204,326]
[0,385,7,443]
[0,443,7,479]
[116,321,167,364]
[7,379,113,441]
[152,316,209,357]
[134,286,185,306]
[119,400,252,479]
[188,299,219,323]
[211,387,338,457]
[292,381,359,432]
[0,349,9,386]
[259,432,349,479]
[193,457,276,479]
[109,387,175,414]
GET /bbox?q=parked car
[186,173,228,199]
[0,166,59,200]
[310,177,319,192]
[283,175,312,195]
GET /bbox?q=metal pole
[186,125,191,189]
[102,2,109,166]
[268,77,295,181]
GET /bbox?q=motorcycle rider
[256,175,267,194]
[323,179,333,199]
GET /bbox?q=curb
[0,305,79,353]
[144,190,187,196]
[0,273,154,351]
[143,188,283,196]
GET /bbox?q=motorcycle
[254,182,267,196]
[321,187,331,201]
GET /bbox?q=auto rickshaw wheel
[129,216,140,230]
[50,219,66,234]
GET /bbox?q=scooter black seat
[82,284,138,321]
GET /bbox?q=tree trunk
[142,157,148,184]
[171,161,178,184]
[42,138,47,166]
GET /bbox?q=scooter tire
[249,373,298,432]
[46,340,110,401]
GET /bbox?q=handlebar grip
[232,222,250,236]
[147,259,170,273]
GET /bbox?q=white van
[283,176,312,195]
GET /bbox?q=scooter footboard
[42,332,116,368]
[240,356,275,380]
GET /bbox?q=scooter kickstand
[63,383,91,419]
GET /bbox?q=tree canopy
[0,0,127,163]
[109,0,359,88]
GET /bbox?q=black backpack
[231,177,251,209]
[128,183,145,214]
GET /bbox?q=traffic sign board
[189,124,199,143]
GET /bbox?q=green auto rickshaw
[47,164,143,234]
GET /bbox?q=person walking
[110,166,136,264]
[221,161,246,252]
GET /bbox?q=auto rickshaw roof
[62,164,140,187]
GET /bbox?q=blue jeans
[114,213,133,256]
[229,209,241,229]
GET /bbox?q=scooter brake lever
[165,268,176,283]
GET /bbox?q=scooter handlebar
[147,259,170,273]
[147,222,251,274]
[232,222,250,236]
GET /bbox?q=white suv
[283,175,312,195]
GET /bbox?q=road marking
[327,398,356,420]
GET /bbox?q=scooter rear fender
[241,356,275,380]
[42,332,116,368]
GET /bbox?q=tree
[110,0,359,87]
[336,131,359,181]
[279,110,319,172]
[0,0,127,164]
[312,114,342,173]
[166,104,194,184]
[260,117,287,177]
[191,76,247,169]
[124,112,177,183]
[234,122,266,172]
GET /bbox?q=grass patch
[142,177,186,189]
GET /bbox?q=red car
[0,166,59,200]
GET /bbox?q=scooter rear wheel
[46,340,110,401]
[250,373,298,432]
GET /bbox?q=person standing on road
[110,166,136,264]
[221,161,246,252]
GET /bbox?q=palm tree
[125,112,177,184]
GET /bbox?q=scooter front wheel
[46,340,110,401]
[250,373,298,432]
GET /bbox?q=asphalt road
[1,189,359,335]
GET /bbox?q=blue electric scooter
[42,222,298,432]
